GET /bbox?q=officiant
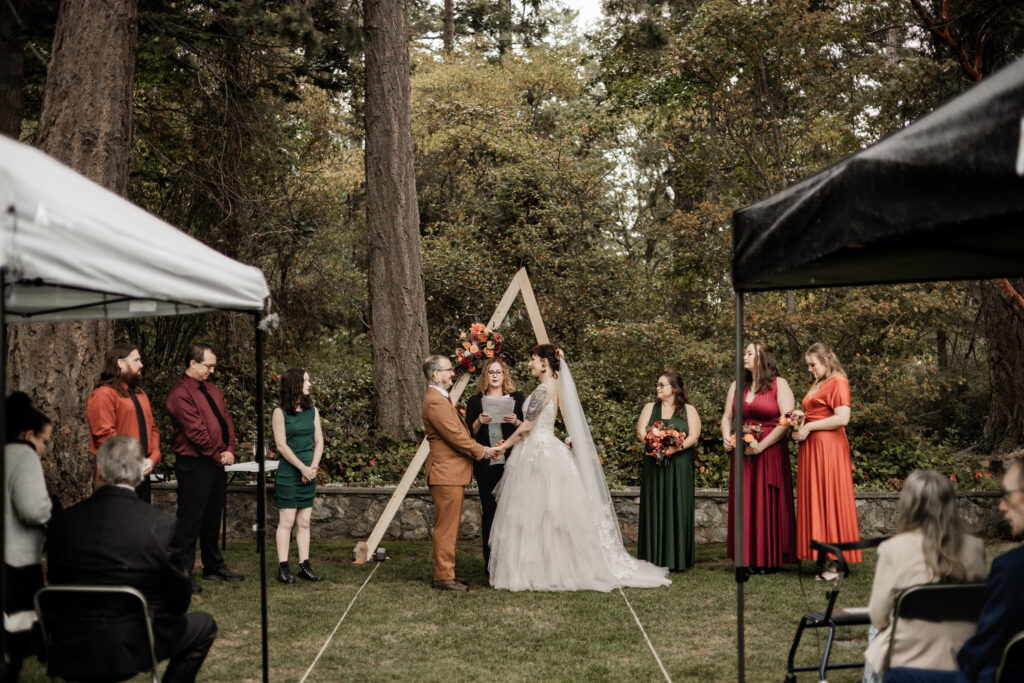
[464,357,524,570]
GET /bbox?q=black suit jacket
[47,486,192,667]
[956,543,1024,683]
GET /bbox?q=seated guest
[47,436,217,683]
[886,458,1024,683]
[3,392,54,679]
[863,469,987,681]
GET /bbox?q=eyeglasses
[487,370,504,376]
[1002,488,1022,501]
[655,383,672,389]
[198,362,216,371]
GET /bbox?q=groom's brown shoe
[432,579,469,592]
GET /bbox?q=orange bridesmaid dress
[796,374,861,562]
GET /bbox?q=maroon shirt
[165,375,236,463]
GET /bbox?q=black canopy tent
[728,55,1024,680]
[0,135,274,682]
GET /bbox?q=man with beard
[86,343,162,502]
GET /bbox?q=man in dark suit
[886,458,1024,683]
[421,354,493,591]
[47,435,218,683]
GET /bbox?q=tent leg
[0,267,7,675]
[254,314,268,683]
[734,291,747,683]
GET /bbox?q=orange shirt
[85,384,161,463]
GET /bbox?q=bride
[487,344,671,592]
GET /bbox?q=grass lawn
[19,539,1015,682]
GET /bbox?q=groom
[421,355,492,591]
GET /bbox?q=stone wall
[151,484,1007,546]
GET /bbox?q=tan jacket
[422,388,485,486]
[865,530,988,673]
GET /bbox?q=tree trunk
[363,0,429,440]
[0,0,26,137]
[442,0,454,53]
[7,0,138,506]
[979,278,1024,454]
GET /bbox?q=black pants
[174,456,227,575]
[136,477,151,503]
[158,611,218,683]
[473,461,505,568]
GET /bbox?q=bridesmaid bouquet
[644,421,687,465]
[778,410,805,429]
[725,424,763,448]
[452,322,503,375]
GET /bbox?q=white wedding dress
[488,362,671,592]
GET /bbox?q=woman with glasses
[720,340,797,573]
[636,371,701,571]
[464,357,524,570]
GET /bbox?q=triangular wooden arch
[353,267,549,563]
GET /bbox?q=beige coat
[422,388,485,486]
[864,530,988,673]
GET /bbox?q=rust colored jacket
[422,388,484,486]
[85,384,161,464]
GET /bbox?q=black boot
[277,562,295,584]
[298,560,323,582]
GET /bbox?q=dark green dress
[637,406,695,571]
[275,407,316,509]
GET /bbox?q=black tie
[127,391,149,456]
[198,382,230,451]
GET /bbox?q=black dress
[464,391,524,567]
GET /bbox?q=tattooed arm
[495,385,550,452]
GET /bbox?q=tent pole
[734,291,747,682]
[0,267,7,675]
[254,314,268,683]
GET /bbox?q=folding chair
[785,537,888,682]
[880,582,987,673]
[997,630,1024,683]
[34,585,161,683]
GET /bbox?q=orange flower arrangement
[643,421,687,465]
[452,322,503,375]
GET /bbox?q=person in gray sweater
[4,392,54,679]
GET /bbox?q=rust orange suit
[422,387,485,581]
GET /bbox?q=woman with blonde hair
[862,469,987,680]
[793,342,861,574]
[463,357,524,569]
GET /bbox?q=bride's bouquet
[644,421,687,466]
[452,322,502,375]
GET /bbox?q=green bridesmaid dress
[637,407,695,571]
[275,407,316,509]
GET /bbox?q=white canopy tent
[0,134,273,681]
[0,135,268,320]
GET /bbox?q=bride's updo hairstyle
[531,344,560,377]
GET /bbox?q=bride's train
[488,362,670,592]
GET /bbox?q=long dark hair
[96,343,140,397]
[6,392,51,443]
[744,340,780,396]
[531,344,560,377]
[279,368,312,415]
[657,371,690,417]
